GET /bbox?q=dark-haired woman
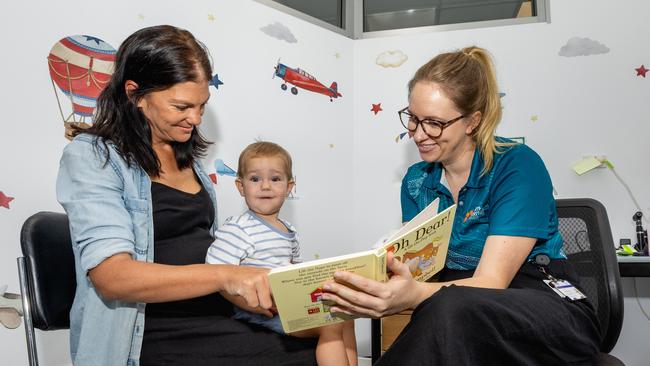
[57,25,315,366]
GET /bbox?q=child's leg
[342,320,358,366]
[292,323,352,366]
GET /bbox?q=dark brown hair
[74,25,212,176]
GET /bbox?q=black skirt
[140,182,316,365]
[141,314,316,366]
[375,260,601,366]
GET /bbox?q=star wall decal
[83,36,102,45]
[636,65,648,78]
[371,103,382,115]
[208,13,215,21]
[395,132,409,143]
[210,74,224,89]
[0,191,14,209]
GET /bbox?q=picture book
[268,199,456,333]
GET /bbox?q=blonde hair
[408,46,512,175]
[237,141,293,180]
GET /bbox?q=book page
[386,198,440,242]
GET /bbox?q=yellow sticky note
[572,157,602,175]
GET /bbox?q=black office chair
[17,211,76,366]
[371,198,625,365]
[556,198,624,365]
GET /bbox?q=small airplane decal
[273,59,342,102]
[214,159,237,177]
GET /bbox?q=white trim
[254,0,352,38]
[254,0,550,40]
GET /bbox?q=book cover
[268,248,387,333]
[268,199,456,333]
[385,201,456,282]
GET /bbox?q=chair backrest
[555,198,624,353]
[20,211,76,330]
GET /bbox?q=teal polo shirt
[401,138,565,270]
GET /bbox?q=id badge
[544,279,587,301]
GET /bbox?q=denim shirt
[56,133,218,366]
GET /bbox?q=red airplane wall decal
[274,60,342,101]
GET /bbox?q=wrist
[209,263,229,293]
[410,282,435,309]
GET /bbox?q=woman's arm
[322,235,535,318]
[58,140,273,310]
[89,253,274,310]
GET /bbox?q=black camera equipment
[633,211,649,255]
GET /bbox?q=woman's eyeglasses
[398,107,465,138]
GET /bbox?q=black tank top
[145,181,232,318]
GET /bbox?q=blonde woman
[322,47,601,365]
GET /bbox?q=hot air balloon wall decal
[47,35,116,140]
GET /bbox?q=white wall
[352,1,650,365]
[352,0,650,253]
[0,1,354,364]
[2,0,649,365]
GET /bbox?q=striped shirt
[206,211,302,268]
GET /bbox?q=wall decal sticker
[531,115,539,122]
[273,60,342,101]
[287,175,299,201]
[47,35,116,139]
[0,191,14,209]
[395,132,409,143]
[208,13,215,21]
[376,50,408,68]
[558,37,609,57]
[334,52,341,59]
[260,22,297,43]
[636,65,648,78]
[209,159,237,185]
[215,159,237,177]
[210,74,224,89]
[507,136,526,144]
[371,103,382,115]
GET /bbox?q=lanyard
[533,253,557,281]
